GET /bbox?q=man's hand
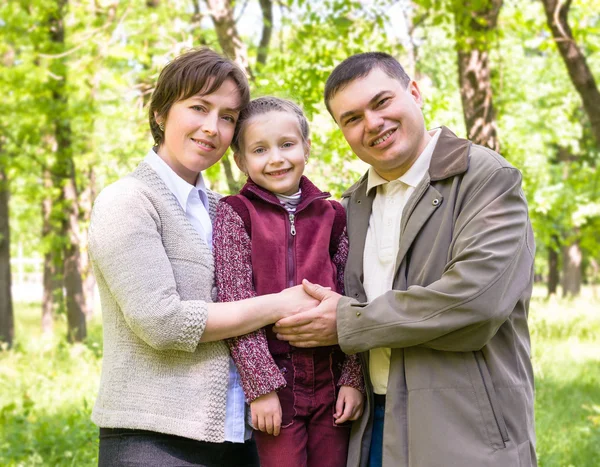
[250,391,282,436]
[275,284,321,321]
[274,279,341,347]
[334,386,364,424]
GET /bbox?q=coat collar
[342,126,470,198]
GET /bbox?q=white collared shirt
[144,148,250,442]
[363,129,441,394]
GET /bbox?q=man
[274,52,537,467]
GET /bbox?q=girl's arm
[332,226,365,392]
[213,201,287,401]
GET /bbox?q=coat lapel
[344,178,375,300]
[395,177,443,272]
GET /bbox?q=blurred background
[0,0,599,465]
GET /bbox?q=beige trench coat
[338,127,536,467]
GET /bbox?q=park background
[1,0,599,465]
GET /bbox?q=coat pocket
[471,351,509,449]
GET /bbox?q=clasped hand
[274,279,341,347]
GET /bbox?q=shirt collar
[144,148,210,211]
[366,128,442,194]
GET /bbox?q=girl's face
[156,78,241,185]
[236,111,309,196]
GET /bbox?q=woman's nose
[201,112,218,136]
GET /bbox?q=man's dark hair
[149,47,250,146]
[324,52,411,117]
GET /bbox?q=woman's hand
[275,284,321,320]
[334,386,364,424]
[250,391,283,436]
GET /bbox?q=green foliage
[0,302,102,466]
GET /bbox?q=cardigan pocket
[472,351,509,449]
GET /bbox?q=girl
[214,97,364,467]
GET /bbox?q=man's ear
[233,152,247,175]
[409,80,424,108]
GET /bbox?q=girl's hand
[334,386,364,424]
[250,391,283,436]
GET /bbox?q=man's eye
[345,116,360,125]
[376,97,390,107]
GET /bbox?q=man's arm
[276,166,534,353]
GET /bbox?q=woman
[88,48,316,467]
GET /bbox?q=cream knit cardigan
[88,162,231,442]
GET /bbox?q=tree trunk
[41,168,60,334]
[561,238,582,297]
[547,235,559,296]
[454,0,502,151]
[540,0,600,146]
[0,166,14,348]
[48,0,86,342]
[257,0,273,66]
[204,0,253,78]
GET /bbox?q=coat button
[432,198,440,206]
[356,311,361,317]
[354,293,359,298]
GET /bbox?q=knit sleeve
[214,201,287,402]
[88,181,208,352]
[332,227,349,295]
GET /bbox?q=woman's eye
[282,142,294,148]
[191,105,206,112]
[222,115,236,123]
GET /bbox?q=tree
[0,163,14,348]
[45,0,87,341]
[540,0,600,296]
[453,0,502,151]
[540,0,600,147]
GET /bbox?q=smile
[191,138,216,150]
[370,129,396,147]
[266,168,292,177]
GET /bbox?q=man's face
[328,67,429,181]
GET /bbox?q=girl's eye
[254,147,266,154]
[282,142,294,148]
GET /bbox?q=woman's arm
[88,181,315,351]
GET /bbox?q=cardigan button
[356,311,361,317]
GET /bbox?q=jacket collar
[342,126,470,198]
[240,175,330,211]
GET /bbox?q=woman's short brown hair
[149,47,250,146]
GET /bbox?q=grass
[1,286,599,466]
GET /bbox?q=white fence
[10,245,43,301]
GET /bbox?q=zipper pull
[289,214,296,236]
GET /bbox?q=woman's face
[156,78,241,185]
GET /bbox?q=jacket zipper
[287,214,296,287]
[244,186,327,288]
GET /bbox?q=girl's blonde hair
[231,96,310,154]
